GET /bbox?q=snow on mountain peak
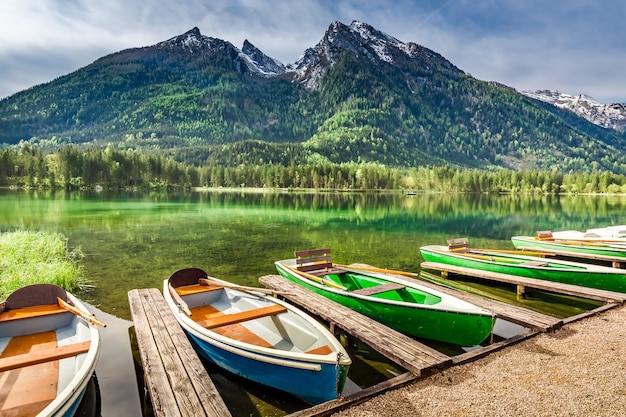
[523,90,626,130]
[240,40,286,77]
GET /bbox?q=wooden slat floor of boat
[0,331,58,416]
[189,304,274,348]
[351,282,406,296]
[420,261,626,303]
[128,288,232,417]
[258,275,452,376]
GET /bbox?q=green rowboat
[420,243,626,293]
[274,250,496,346]
[511,233,626,261]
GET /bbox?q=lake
[2,189,625,416]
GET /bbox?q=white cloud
[0,0,625,102]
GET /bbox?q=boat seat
[174,283,223,296]
[536,230,554,240]
[447,237,470,253]
[0,303,67,323]
[295,248,344,276]
[0,341,91,372]
[197,304,287,329]
[351,283,406,296]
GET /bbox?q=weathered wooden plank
[128,289,181,417]
[128,288,232,417]
[420,261,626,302]
[259,275,451,376]
[143,289,233,417]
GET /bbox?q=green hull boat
[511,234,626,261]
[420,244,626,293]
[274,254,496,346]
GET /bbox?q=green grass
[0,231,90,300]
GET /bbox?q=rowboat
[420,239,626,293]
[163,268,351,405]
[274,249,496,346]
[511,230,626,260]
[0,284,103,417]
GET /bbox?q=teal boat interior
[318,271,441,305]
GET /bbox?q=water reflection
[2,190,626,416]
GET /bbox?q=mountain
[523,90,626,130]
[1,21,626,173]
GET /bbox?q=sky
[1,0,625,103]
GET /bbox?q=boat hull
[275,261,495,346]
[511,235,626,260]
[185,328,348,405]
[421,245,626,293]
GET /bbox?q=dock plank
[420,261,626,303]
[258,275,451,376]
[128,288,231,417]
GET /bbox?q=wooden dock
[420,261,626,303]
[258,275,451,376]
[128,288,232,417]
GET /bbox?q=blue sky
[1,0,624,102]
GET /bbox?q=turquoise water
[2,189,625,416]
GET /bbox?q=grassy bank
[0,230,89,300]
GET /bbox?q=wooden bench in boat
[351,283,406,296]
[447,237,470,252]
[536,230,554,240]
[175,283,223,296]
[0,340,91,372]
[295,248,345,276]
[0,303,67,322]
[196,304,287,329]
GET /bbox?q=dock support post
[517,284,527,299]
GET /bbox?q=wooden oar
[334,263,419,278]
[57,297,106,327]
[198,278,291,295]
[281,263,347,290]
[168,284,192,316]
[474,249,550,257]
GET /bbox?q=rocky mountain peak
[240,40,286,77]
[523,90,626,130]
[289,20,461,90]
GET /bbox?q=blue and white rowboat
[163,268,351,405]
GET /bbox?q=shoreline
[333,304,626,417]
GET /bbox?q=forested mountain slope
[1,21,625,173]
